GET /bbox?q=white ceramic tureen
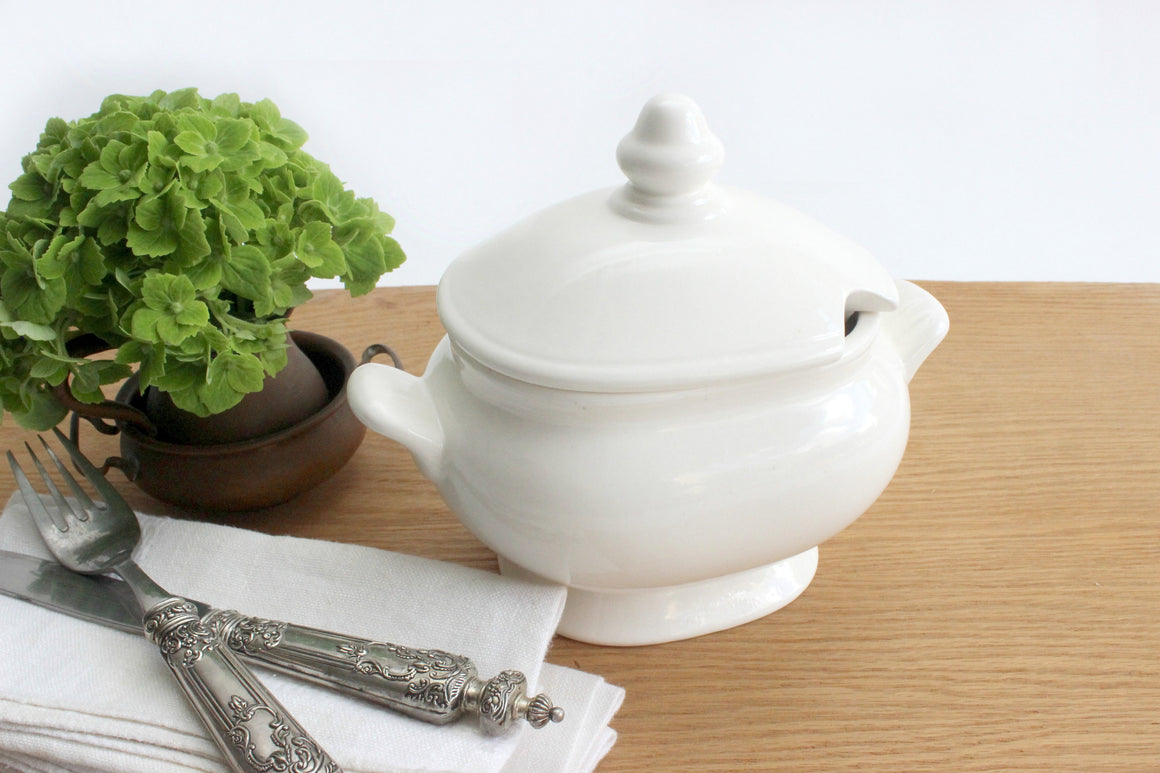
[348,94,949,646]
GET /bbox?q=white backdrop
[2,0,1157,287]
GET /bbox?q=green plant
[0,88,404,429]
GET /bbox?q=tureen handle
[347,362,444,478]
[882,280,950,383]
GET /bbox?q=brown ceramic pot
[59,332,393,512]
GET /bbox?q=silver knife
[0,549,563,734]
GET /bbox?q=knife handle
[143,599,341,772]
[203,608,564,735]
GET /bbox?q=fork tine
[50,427,123,509]
[23,441,78,530]
[7,449,70,533]
[38,436,97,521]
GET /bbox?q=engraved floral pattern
[143,598,217,668]
[479,670,525,725]
[207,610,288,654]
[336,642,473,710]
[226,696,340,773]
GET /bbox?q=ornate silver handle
[144,599,342,772]
[202,609,564,735]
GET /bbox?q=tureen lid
[437,94,900,392]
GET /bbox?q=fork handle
[143,598,342,773]
[202,608,563,735]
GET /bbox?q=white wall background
[1,0,1157,287]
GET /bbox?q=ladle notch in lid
[437,94,900,392]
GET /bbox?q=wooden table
[1,282,1157,772]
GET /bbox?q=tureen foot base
[498,547,819,646]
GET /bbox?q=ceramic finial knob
[616,93,724,198]
[612,94,725,223]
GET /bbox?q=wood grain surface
[1,281,1157,771]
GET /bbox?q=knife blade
[0,547,154,633]
[0,549,563,733]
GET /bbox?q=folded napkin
[0,492,623,773]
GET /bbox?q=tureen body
[348,95,948,645]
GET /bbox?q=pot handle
[53,377,157,437]
[53,378,152,479]
[52,336,156,479]
[360,342,403,369]
[61,409,142,481]
[54,334,158,438]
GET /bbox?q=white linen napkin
[0,492,623,773]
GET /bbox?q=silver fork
[9,428,341,773]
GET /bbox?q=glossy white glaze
[347,95,949,645]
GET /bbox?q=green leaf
[341,231,385,280]
[247,99,281,130]
[5,196,53,223]
[97,214,128,246]
[221,245,272,302]
[310,170,345,213]
[29,357,68,381]
[1,267,67,324]
[178,113,216,139]
[141,272,193,308]
[214,118,252,153]
[138,163,175,199]
[69,360,103,402]
[257,141,288,169]
[4,320,57,341]
[188,169,226,205]
[216,351,265,392]
[134,196,164,231]
[259,334,289,376]
[130,307,164,340]
[162,383,212,416]
[173,208,211,265]
[126,221,178,256]
[274,118,308,149]
[78,162,121,191]
[174,299,210,327]
[13,387,68,431]
[159,87,202,111]
[146,131,173,165]
[382,235,405,270]
[155,314,187,344]
[183,151,221,174]
[182,255,223,290]
[97,140,128,173]
[41,117,69,143]
[130,272,208,345]
[35,237,105,305]
[117,339,167,385]
[90,183,142,208]
[96,110,139,136]
[210,92,241,117]
[295,221,346,276]
[173,130,207,156]
[200,351,264,413]
[10,173,48,202]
